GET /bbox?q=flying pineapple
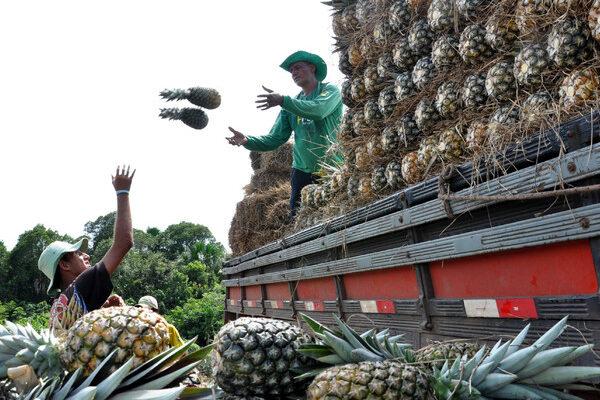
[159,107,209,130]
[159,87,221,109]
[212,317,315,398]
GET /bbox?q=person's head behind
[137,295,159,313]
[38,238,90,294]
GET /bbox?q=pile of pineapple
[300,0,600,220]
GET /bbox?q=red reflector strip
[267,300,284,309]
[305,301,325,311]
[246,300,257,308]
[464,298,537,319]
[360,300,395,314]
[228,299,238,306]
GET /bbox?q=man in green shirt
[227,50,343,218]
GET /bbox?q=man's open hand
[102,294,125,308]
[256,86,283,110]
[227,127,248,146]
[112,165,135,192]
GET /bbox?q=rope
[438,183,600,202]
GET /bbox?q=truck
[222,110,600,369]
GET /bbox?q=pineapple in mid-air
[159,107,209,130]
[213,317,315,398]
[160,87,221,109]
[485,60,517,102]
[513,44,551,86]
[459,24,494,65]
[559,69,600,111]
[462,72,488,108]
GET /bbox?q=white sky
[0,1,345,252]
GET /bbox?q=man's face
[289,61,316,87]
[63,250,91,276]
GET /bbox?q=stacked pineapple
[300,0,600,223]
[159,87,221,130]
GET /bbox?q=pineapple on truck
[37,165,135,331]
[226,50,343,220]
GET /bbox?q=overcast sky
[0,1,344,252]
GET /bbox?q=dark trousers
[290,168,319,220]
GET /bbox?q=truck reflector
[304,301,325,311]
[360,300,396,313]
[464,298,538,319]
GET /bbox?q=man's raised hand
[112,165,135,192]
[256,85,283,110]
[227,127,248,146]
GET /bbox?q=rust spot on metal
[406,251,411,258]
[580,218,590,229]
[399,193,406,202]
[398,216,403,224]
[567,162,577,174]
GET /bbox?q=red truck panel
[344,266,419,299]
[229,286,242,300]
[430,239,598,298]
[245,285,262,300]
[265,282,291,300]
[295,277,337,300]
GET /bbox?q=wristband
[116,190,129,195]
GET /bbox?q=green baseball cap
[280,50,327,81]
[38,238,88,295]
[138,295,159,311]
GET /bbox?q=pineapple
[377,53,398,79]
[412,56,437,90]
[358,176,374,196]
[462,72,488,108]
[513,44,551,86]
[547,18,594,69]
[521,90,554,123]
[394,71,416,100]
[389,0,412,33]
[339,110,357,140]
[432,34,460,70]
[516,0,553,34]
[407,0,429,12]
[355,145,370,169]
[373,20,394,47]
[160,87,221,109]
[351,76,367,103]
[364,98,384,125]
[590,0,600,43]
[382,126,401,151]
[415,341,483,369]
[348,42,364,66]
[418,136,439,170]
[485,12,519,52]
[312,185,325,208]
[213,317,314,398]
[559,69,600,111]
[457,0,486,20]
[371,166,388,191]
[342,5,360,32]
[414,98,441,132]
[408,19,435,57]
[459,24,494,65]
[332,10,345,37]
[338,50,354,76]
[402,151,424,184]
[359,35,376,59]
[485,60,517,102]
[398,113,423,147]
[367,135,385,159]
[385,160,404,188]
[392,36,418,71]
[353,109,368,134]
[437,126,465,161]
[347,175,360,198]
[428,0,455,32]
[488,104,521,142]
[341,79,355,108]
[378,86,397,117]
[435,81,462,119]
[159,107,209,130]
[355,0,372,25]
[466,119,489,152]
[364,65,385,94]
[306,316,600,400]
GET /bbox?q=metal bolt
[567,162,577,174]
[399,193,406,202]
[581,218,590,229]
[398,216,403,224]
[567,129,575,138]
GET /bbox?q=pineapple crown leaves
[159,87,221,110]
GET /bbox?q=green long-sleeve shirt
[244,82,343,174]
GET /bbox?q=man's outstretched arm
[101,165,135,275]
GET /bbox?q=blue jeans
[290,168,319,219]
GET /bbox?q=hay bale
[229,183,291,257]
[260,142,294,174]
[249,151,262,171]
[245,170,290,195]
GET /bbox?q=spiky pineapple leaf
[300,313,342,337]
[53,369,82,400]
[132,360,202,391]
[179,387,215,399]
[94,358,134,400]
[71,349,118,397]
[108,386,185,400]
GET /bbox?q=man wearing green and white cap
[227,50,343,219]
[38,166,135,330]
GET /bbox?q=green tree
[84,212,115,255]
[159,222,214,261]
[5,225,72,302]
[166,286,225,345]
[0,242,9,299]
